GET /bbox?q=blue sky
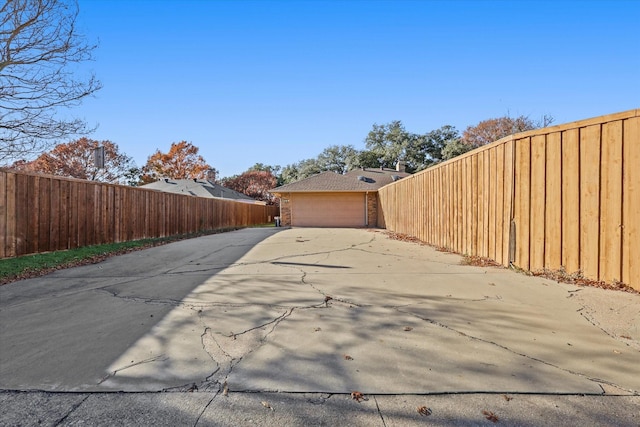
[74,0,639,178]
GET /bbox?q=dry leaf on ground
[482,410,499,422]
[417,406,432,416]
[351,391,366,402]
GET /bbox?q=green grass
[0,227,252,285]
[0,239,177,284]
[251,222,277,228]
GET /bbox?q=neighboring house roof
[271,168,411,193]
[142,179,258,203]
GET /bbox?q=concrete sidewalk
[1,227,638,425]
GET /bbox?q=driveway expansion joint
[193,389,220,427]
[373,395,388,426]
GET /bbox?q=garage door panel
[292,193,365,227]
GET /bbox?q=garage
[291,193,366,227]
[271,168,411,228]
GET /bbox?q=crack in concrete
[94,288,187,307]
[278,263,364,308]
[395,306,637,395]
[97,288,295,312]
[569,295,640,351]
[225,234,375,270]
[191,305,303,394]
[215,308,297,341]
[165,267,227,275]
[192,314,234,392]
[98,355,169,385]
[199,326,223,380]
[53,394,90,426]
[163,243,258,275]
[577,309,632,347]
[470,295,503,302]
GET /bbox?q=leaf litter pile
[380,230,638,295]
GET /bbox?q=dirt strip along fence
[377,109,640,291]
[0,171,279,258]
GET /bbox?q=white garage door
[291,193,366,227]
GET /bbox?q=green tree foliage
[364,122,463,172]
[441,138,475,161]
[425,125,461,163]
[123,167,143,186]
[276,114,555,184]
[364,121,413,170]
[355,149,382,169]
[317,145,359,174]
[279,163,301,185]
[279,145,359,184]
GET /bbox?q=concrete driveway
[1,227,638,425]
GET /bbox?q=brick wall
[366,192,377,227]
[278,192,292,226]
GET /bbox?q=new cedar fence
[0,172,279,258]
[378,109,640,291]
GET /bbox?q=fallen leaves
[482,410,499,422]
[462,255,503,268]
[383,231,427,246]
[417,406,432,416]
[502,394,513,401]
[531,268,639,294]
[261,401,274,411]
[343,354,354,360]
[403,326,413,331]
[351,391,366,402]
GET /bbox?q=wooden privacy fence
[0,171,279,258]
[378,109,640,291]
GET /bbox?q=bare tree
[0,0,102,164]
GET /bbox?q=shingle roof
[271,168,411,193]
[142,179,256,201]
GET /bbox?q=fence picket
[1,173,278,258]
[377,109,639,290]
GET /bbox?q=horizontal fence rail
[378,109,640,291]
[0,172,279,258]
